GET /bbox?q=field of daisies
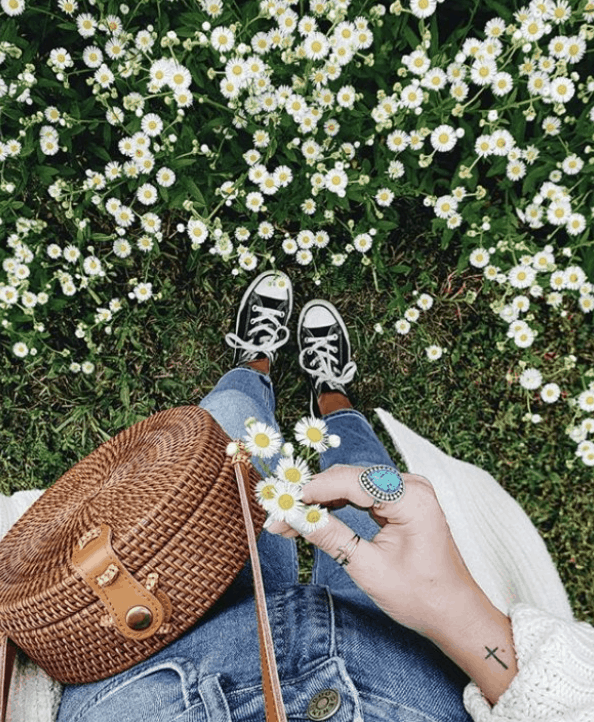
[1,0,593,610]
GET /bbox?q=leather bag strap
[0,634,17,722]
[232,451,288,722]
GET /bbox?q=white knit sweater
[2,413,593,721]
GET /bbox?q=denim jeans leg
[199,367,298,592]
[312,409,399,606]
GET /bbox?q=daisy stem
[197,96,236,115]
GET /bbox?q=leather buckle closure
[71,523,167,640]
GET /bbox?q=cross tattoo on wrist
[484,646,509,669]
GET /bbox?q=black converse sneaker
[225,271,293,367]
[297,299,357,415]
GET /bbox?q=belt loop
[199,674,232,722]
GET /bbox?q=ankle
[318,391,352,416]
[245,357,270,375]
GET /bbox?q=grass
[1,203,593,623]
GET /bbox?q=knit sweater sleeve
[463,603,594,721]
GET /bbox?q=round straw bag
[0,405,265,685]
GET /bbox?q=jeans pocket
[64,657,201,722]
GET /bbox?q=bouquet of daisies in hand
[226,416,340,536]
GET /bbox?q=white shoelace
[225,304,290,360]
[298,333,357,389]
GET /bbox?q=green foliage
[1,0,593,622]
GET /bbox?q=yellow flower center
[311,40,322,53]
[278,494,295,510]
[261,484,276,500]
[306,428,323,443]
[285,468,302,483]
[254,432,271,448]
[305,509,322,524]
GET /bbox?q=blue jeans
[58,368,472,722]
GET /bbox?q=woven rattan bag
[0,405,267,687]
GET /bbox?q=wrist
[425,587,518,706]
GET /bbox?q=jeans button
[306,688,341,720]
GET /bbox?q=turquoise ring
[359,465,405,504]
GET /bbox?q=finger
[301,465,375,509]
[296,509,374,575]
[265,519,300,538]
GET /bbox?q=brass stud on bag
[125,606,153,631]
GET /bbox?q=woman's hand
[267,464,518,705]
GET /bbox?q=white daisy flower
[506,160,526,181]
[566,214,586,236]
[289,505,329,535]
[434,195,458,218]
[579,295,594,313]
[83,256,102,276]
[565,36,586,63]
[541,383,561,403]
[450,81,469,101]
[156,167,176,187]
[115,205,135,227]
[410,0,437,19]
[246,192,264,212]
[509,265,536,289]
[564,265,586,290]
[141,113,163,137]
[547,200,572,226]
[263,482,304,523]
[386,130,410,153]
[354,233,372,253]
[430,125,457,153]
[255,478,278,505]
[187,219,208,245]
[404,307,420,322]
[294,416,328,453]
[425,345,443,361]
[137,183,158,205]
[211,26,235,53]
[422,68,447,91]
[325,167,348,196]
[490,129,514,156]
[12,342,28,358]
[550,270,566,290]
[400,83,424,109]
[469,248,490,268]
[387,160,405,179]
[512,295,530,313]
[303,32,329,60]
[519,367,542,390]
[282,238,298,254]
[405,49,431,75]
[578,390,594,413]
[417,293,433,310]
[375,188,394,207]
[492,72,513,96]
[514,326,536,348]
[113,238,132,258]
[275,456,312,485]
[580,418,594,435]
[336,84,356,108]
[296,249,313,266]
[470,59,497,86]
[395,319,411,335]
[133,282,153,302]
[94,64,115,88]
[549,76,574,103]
